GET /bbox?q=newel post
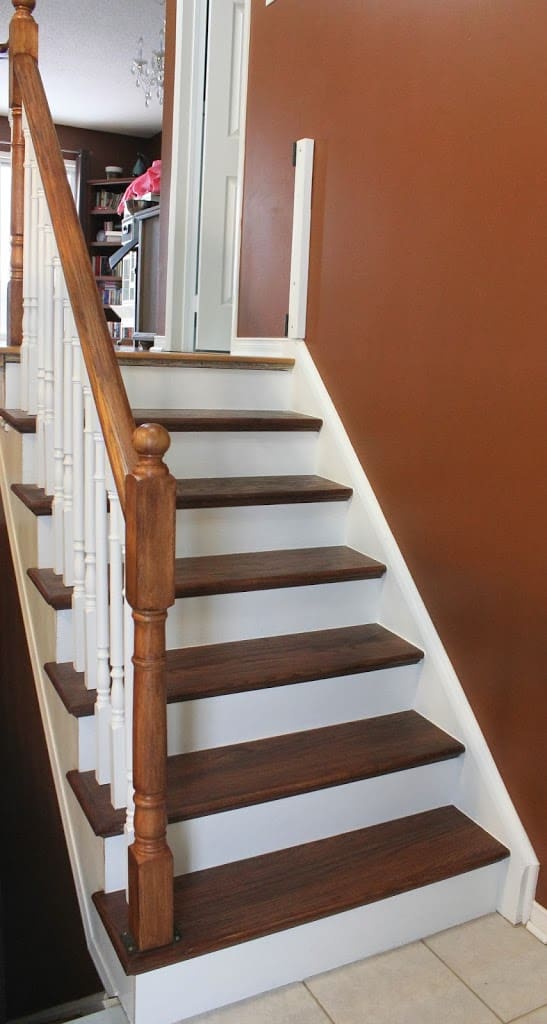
[125,424,176,951]
[8,0,38,345]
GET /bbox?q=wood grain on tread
[67,711,463,837]
[164,711,464,820]
[11,483,52,515]
[164,623,423,702]
[44,624,422,716]
[133,409,322,431]
[175,546,385,599]
[174,475,352,509]
[45,662,94,717]
[0,407,37,433]
[93,806,509,973]
[27,568,72,610]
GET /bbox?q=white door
[195,0,246,350]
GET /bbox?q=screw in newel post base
[125,423,176,951]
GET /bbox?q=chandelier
[131,20,165,108]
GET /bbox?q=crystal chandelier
[131,20,165,108]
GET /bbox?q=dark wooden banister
[9,0,176,951]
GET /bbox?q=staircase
[1,346,535,1024]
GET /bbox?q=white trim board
[527,901,547,943]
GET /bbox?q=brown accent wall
[240,0,547,903]
[0,495,100,1018]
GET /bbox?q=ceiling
[0,0,165,137]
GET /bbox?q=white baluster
[23,124,39,414]
[20,117,31,408]
[52,260,65,575]
[71,344,86,671]
[124,593,135,845]
[43,220,56,496]
[62,305,74,583]
[108,475,126,808]
[35,181,46,488]
[94,413,111,784]
[83,383,97,689]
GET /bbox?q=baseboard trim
[527,900,547,943]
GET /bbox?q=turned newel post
[8,0,38,345]
[125,423,176,951]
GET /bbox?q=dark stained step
[67,710,463,838]
[174,475,352,509]
[48,623,423,716]
[0,407,37,433]
[45,662,94,717]
[27,568,71,610]
[165,622,422,701]
[12,483,52,516]
[133,409,322,431]
[93,805,509,974]
[30,548,384,610]
[174,546,385,599]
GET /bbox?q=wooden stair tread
[67,710,463,836]
[174,475,352,509]
[93,805,509,974]
[27,568,71,610]
[11,483,52,515]
[28,548,384,609]
[45,624,423,715]
[167,622,422,701]
[0,407,37,433]
[45,662,94,717]
[133,409,322,431]
[174,546,385,598]
[115,351,294,369]
[165,711,464,819]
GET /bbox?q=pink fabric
[117,160,161,214]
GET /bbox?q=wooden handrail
[11,47,137,504]
[9,0,177,952]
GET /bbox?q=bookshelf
[85,176,132,340]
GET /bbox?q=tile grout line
[507,1004,547,1023]
[303,980,338,1024]
[421,939,506,1022]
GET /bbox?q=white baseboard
[527,901,547,943]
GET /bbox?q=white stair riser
[175,500,348,556]
[21,433,36,485]
[123,862,507,1024]
[4,362,21,407]
[37,515,54,567]
[165,431,318,478]
[166,664,421,754]
[121,366,291,411]
[102,756,461,892]
[166,578,385,648]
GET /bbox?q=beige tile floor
[182,914,547,1024]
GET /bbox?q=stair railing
[7,0,176,951]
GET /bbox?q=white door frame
[165,0,251,352]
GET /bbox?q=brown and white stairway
[0,356,525,1024]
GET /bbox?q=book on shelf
[91,255,122,277]
[99,283,122,306]
[94,188,124,211]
